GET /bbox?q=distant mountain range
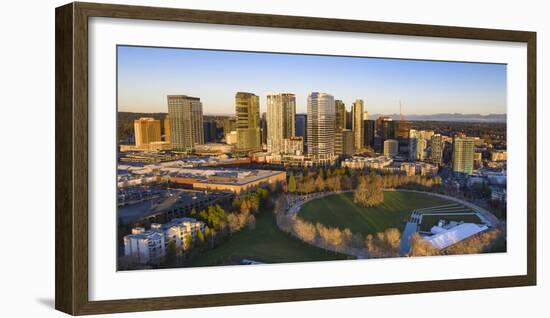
[118,111,506,123]
[368,113,506,123]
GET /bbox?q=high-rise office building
[235,92,261,152]
[396,120,411,139]
[307,92,335,163]
[222,117,236,137]
[383,139,399,157]
[452,136,475,175]
[267,93,296,153]
[203,119,217,143]
[167,95,204,151]
[377,116,396,141]
[260,112,267,146]
[363,119,375,148]
[134,117,161,147]
[431,134,444,166]
[335,100,346,132]
[409,129,430,161]
[352,99,364,150]
[163,115,170,143]
[295,114,307,151]
[335,129,354,156]
[345,110,352,130]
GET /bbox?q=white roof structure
[424,223,488,250]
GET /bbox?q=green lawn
[189,206,348,267]
[298,191,457,236]
[418,214,482,232]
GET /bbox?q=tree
[302,178,316,193]
[366,228,402,258]
[445,228,505,255]
[293,219,317,242]
[183,234,193,251]
[199,209,208,221]
[196,229,205,248]
[227,213,241,233]
[288,173,297,193]
[247,214,256,230]
[340,175,353,190]
[316,223,344,248]
[314,175,325,192]
[165,240,177,265]
[204,225,213,248]
[240,200,252,214]
[354,176,384,207]
[409,233,440,256]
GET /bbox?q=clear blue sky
[117,45,506,116]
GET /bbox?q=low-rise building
[341,156,393,170]
[123,217,206,265]
[225,131,238,145]
[400,162,417,176]
[491,150,507,162]
[282,136,304,155]
[194,143,233,155]
[151,217,205,251]
[123,229,166,265]
[169,168,286,193]
[424,222,488,250]
[400,161,438,177]
[383,139,399,157]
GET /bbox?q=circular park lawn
[297,191,459,236]
[189,206,348,267]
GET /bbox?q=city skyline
[117,46,507,116]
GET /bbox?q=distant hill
[117,111,232,142]
[117,112,167,142]
[368,113,506,123]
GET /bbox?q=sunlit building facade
[235,92,261,152]
[167,95,204,151]
[134,117,161,147]
[335,100,347,132]
[431,134,444,165]
[352,99,364,150]
[307,92,335,164]
[383,139,399,157]
[267,93,296,153]
[452,136,475,175]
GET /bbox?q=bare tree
[293,219,317,243]
[409,233,440,257]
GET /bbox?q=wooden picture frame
[55,1,536,315]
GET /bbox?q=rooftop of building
[171,168,285,186]
[167,95,200,101]
[117,188,228,224]
[424,222,488,250]
[152,217,203,231]
[125,230,164,240]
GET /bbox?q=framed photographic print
[55,2,537,315]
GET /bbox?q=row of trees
[191,204,227,231]
[274,197,402,257]
[365,228,402,258]
[289,215,402,257]
[286,168,442,196]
